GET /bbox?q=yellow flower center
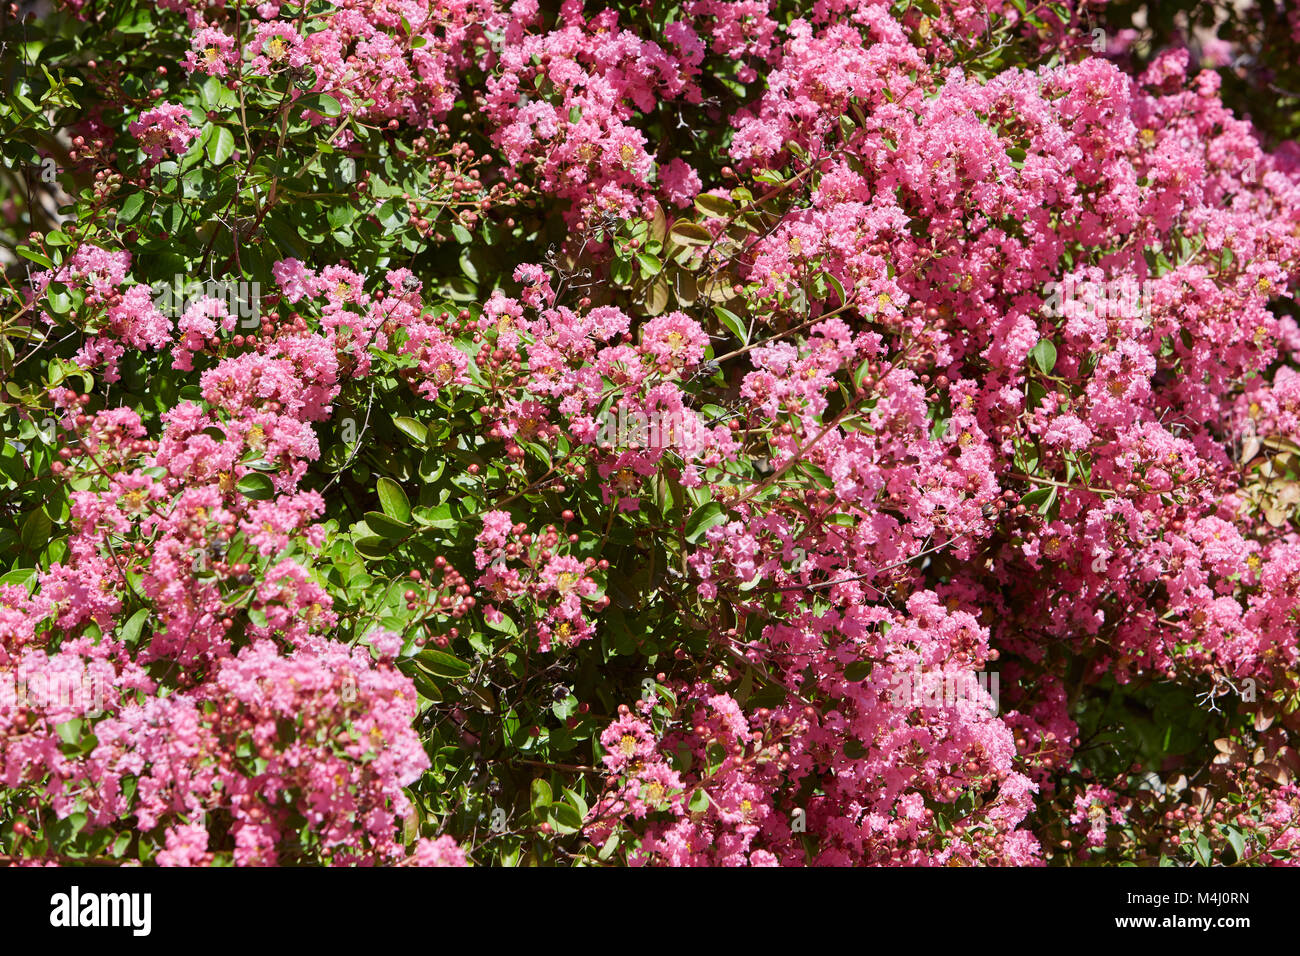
[614,468,638,493]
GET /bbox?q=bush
[1,0,1299,865]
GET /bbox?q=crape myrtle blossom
[11,0,1300,867]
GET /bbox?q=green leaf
[376,477,411,524]
[20,508,52,550]
[694,193,738,218]
[484,611,520,635]
[1195,831,1211,864]
[1028,338,1057,375]
[530,778,553,811]
[563,787,589,820]
[415,647,471,679]
[236,472,275,500]
[354,536,393,560]
[796,462,834,490]
[668,221,712,247]
[645,276,669,315]
[412,502,456,529]
[410,671,442,701]
[551,693,579,720]
[684,501,727,543]
[376,198,408,230]
[206,126,236,165]
[0,568,37,591]
[547,802,583,834]
[119,608,150,648]
[713,305,747,344]
[54,718,83,746]
[363,510,410,539]
[843,661,872,682]
[199,75,229,110]
[1224,826,1245,864]
[825,272,848,306]
[1020,487,1054,510]
[46,286,72,315]
[17,246,55,269]
[302,93,342,118]
[392,416,427,445]
[116,192,145,226]
[853,356,872,390]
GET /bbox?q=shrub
[1,0,1299,865]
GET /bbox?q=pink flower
[641,311,709,371]
[659,159,701,207]
[599,714,657,771]
[129,104,200,161]
[411,835,468,867]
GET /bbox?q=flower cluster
[4,0,1300,867]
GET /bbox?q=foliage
[1,0,1299,865]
